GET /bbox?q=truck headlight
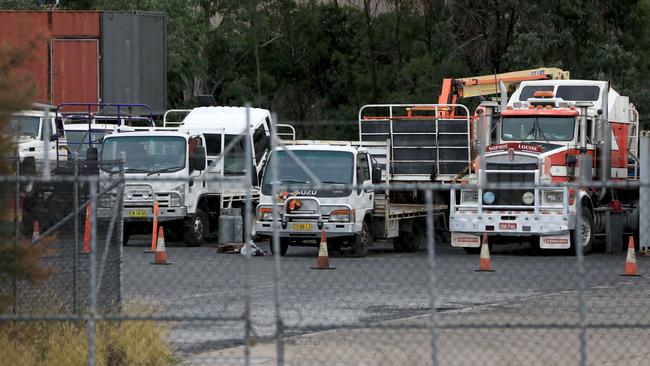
[461,190,478,204]
[483,191,495,204]
[522,191,535,205]
[329,209,353,222]
[467,174,478,185]
[170,184,185,207]
[257,207,274,221]
[169,192,183,207]
[543,190,564,205]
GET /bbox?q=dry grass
[0,319,176,365]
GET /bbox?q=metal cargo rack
[358,104,471,182]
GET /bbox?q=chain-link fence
[1,108,649,366]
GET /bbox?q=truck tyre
[401,223,425,252]
[269,238,289,256]
[572,207,594,255]
[393,240,404,252]
[352,220,371,258]
[21,158,36,196]
[184,208,207,247]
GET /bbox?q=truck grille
[485,165,536,207]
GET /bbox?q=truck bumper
[450,211,575,247]
[256,220,357,238]
[98,206,187,222]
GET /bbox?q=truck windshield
[101,136,186,174]
[501,117,575,142]
[262,150,354,185]
[66,130,108,156]
[10,116,40,138]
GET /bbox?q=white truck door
[252,124,270,188]
[355,152,374,221]
[203,132,224,194]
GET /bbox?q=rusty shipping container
[0,10,166,114]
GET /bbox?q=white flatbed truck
[255,140,447,257]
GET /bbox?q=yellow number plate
[292,223,312,231]
[128,209,147,218]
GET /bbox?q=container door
[51,39,99,107]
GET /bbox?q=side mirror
[49,133,58,142]
[372,166,382,184]
[191,146,206,171]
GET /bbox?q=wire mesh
[1,108,649,366]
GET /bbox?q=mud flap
[451,232,481,248]
[539,233,571,249]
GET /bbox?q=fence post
[88,179,98,366]
[572,164,588,366]
[243,104,253,366]
[13,145,20,315]
[640,135,650,253]
[425,189,438,366]
[270,112,284,365]
[73,153,79,313]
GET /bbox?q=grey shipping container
[102,11,167,115]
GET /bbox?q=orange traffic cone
[151,226,171,265]
[476,233,495,272]
[622,236,640,277]
[32,220,40,243]
[145,201,160,253]
[311,231,335,270]
[82,206,91,254]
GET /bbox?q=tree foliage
[3,0,650,137]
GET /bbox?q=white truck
[255,103,471,257]
[11,106,67,179]
[99,106,285,245]
[255,141,450,257]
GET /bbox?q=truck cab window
[357,153,370,183]
[224,135,247,175]
[253,125,268,164]
[204,134,222,156]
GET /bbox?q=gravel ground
[122,237,650,364]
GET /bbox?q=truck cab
[11,108,67,176]
[99,130,208,244]
[256,142,380,257]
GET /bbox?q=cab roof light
[533,90,554,98]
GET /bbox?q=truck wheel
[269,238,289,256]
[21,158,36,197]
[393,239,404,252]
[402,225,425,253]
[352,220,371,258]
[572,208,594,254]
[184,208,207,247]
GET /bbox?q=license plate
[499,223,517,230]
[292,223,312,231]
[128,209,148,218]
